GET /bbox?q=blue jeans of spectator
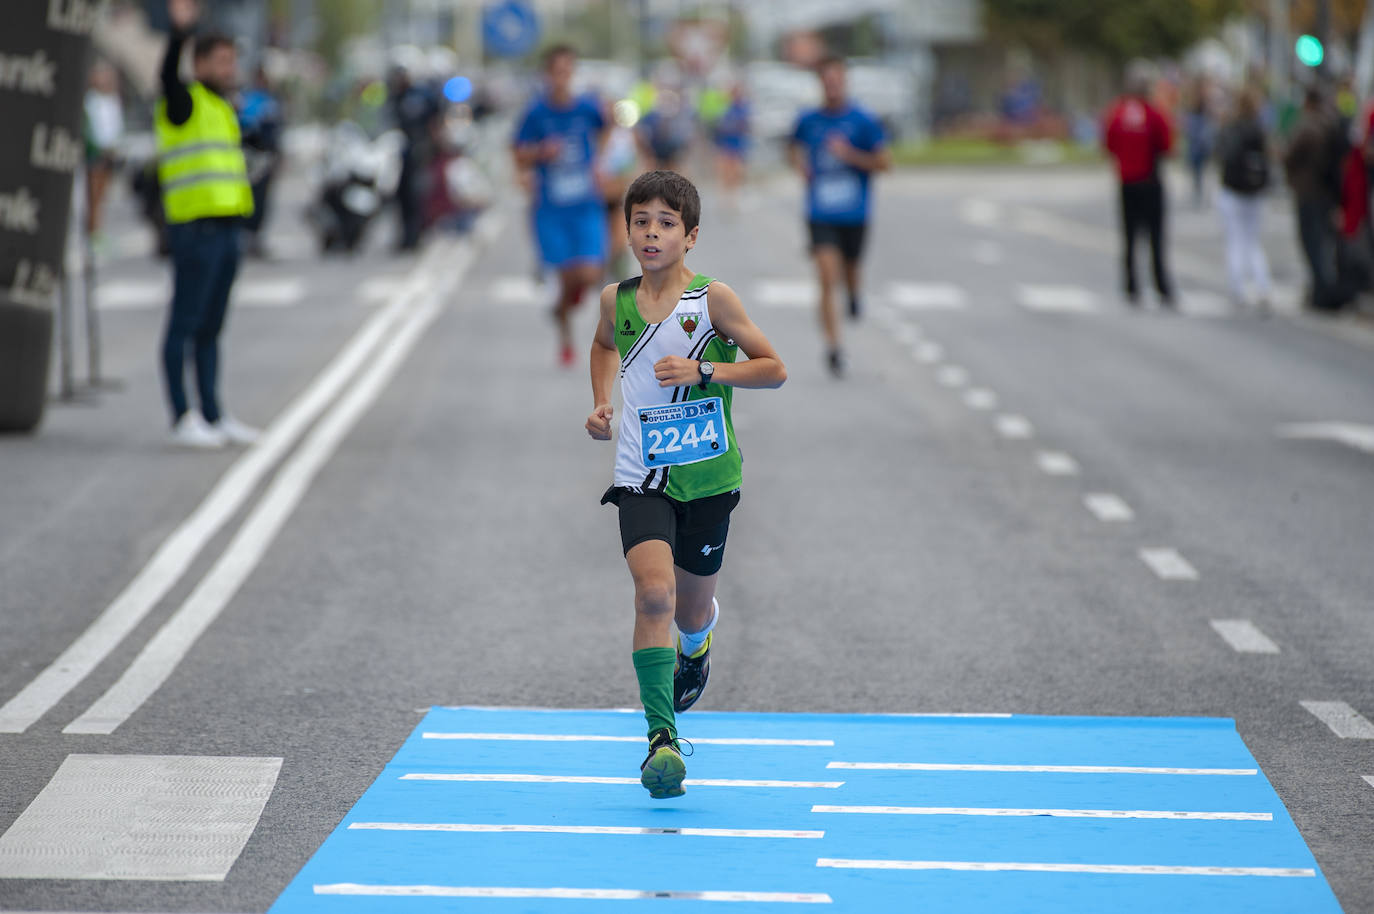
[162,219,240,425]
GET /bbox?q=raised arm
[161,0,198,126]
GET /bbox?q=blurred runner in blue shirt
[712,84,750,214]
[514,44,608,367]
[789,56,890,377]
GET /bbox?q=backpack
[1221,122,1269,194]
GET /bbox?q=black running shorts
[808,220,868,263]
[601,487,740,577]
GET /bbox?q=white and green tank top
[613,273,742,501]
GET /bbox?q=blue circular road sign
[483,1,540,59]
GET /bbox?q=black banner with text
[0,0,102,432]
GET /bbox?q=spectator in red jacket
[1103,64,1176,306]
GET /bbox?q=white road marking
[913,341,944,364]
[421,732,833,747]
[95,277,305,310]
[994,414,1034,439]
[348,823,824,839]
[887,282,967,311]
[488,275,554,306]
[1018,284,1099,314]
[1300,701,1374,739]
[401,773,844,788]
[936,365,969,388]
[972,240,1002,264]
[1175,289,1231,318]
[358,275,408,302]
[826,762,1255,775]
[816,859,1314,878]
[0,755,280,880]
[61,226,501,735]
[811,805,1270,821]
[959,198,1000,227]
[1037,451,1081,476]
[1083,493,1135,522]
[0,240,461,735]
[1277,422,1374,456]
[315,885,833,903]
[1139,547,1199,581]
[1363,776,1374,790]
[1210,620,1280,654]
[753,279,815,308]
[963,388,998,410]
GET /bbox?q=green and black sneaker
[673,632,712,713]
[639,728,688,799]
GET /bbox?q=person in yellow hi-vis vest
[157,0,258,448]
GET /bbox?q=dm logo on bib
[678,313,701,338]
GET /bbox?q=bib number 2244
[639,397,730,468]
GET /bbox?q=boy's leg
[674,569,717,639]
[626,539,688,799]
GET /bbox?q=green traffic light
[1296,34,1325,68]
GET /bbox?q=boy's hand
[539,138,563,162]
[586,404,614,440]
[826,133,856,163]
[168,0,200,31]
[654,355,701,388]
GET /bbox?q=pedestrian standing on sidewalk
[1214,87,1273,313]
[156,0,259,448]
[1183,80,1214,208]
[1103,62,1176,308]
[1284,87,1344,312]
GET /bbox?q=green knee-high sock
[633,647,677,739]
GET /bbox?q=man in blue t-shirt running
[789,56,891,377]
[514,45,609,367]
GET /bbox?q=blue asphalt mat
[269,707,1341,913]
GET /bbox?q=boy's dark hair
[193,33,235,60]
[543,43,577,70]
[623,170,701,232]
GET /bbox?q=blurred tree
[308,0,383,67]
[985,0,1242,63]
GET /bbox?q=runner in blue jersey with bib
[514,44,608,367]
[789,56,891,377]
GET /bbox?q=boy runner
[514,45,608,366]
[585,171,787,798]
[788,56,891,377]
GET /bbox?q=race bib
[547,165,593,205]
[639,398,730,468]
[814,171,861,213]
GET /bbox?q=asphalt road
[1,156,1373,912]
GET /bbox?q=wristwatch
[698,361,714,388]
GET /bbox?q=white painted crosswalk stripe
[421,732,834,747]
[1018,284,1098,313]
[827,761,1255,775]
[887,282,967,311]
[1084,493,1134,522]
[1139,547,1199,581]
[1300,701,1374,739]
[97,277,306,310]
[811,805,1270,821]
[816,859,1314,877]
[402,773,844,788]
[348,822,825,838]
[315,885,834,903]
[1210,620,1280,654]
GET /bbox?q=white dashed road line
[936,366,970,388]
[1300,701,1374,739]
[913,341,944,363]
[1209,620,1280,654]
[1083,493,1135,522]
[1139,548,1199,581]
[963,388,998,410]
[811,806,1270,821]
[1017,284,1099,314]
[816,859,1314,878]
[1037,451,1081,476]
[887,282,967,311]
[1277,422,1374,456]
[994,414,1034,439]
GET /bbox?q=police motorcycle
[307,121,403,253]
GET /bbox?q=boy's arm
[586,284,620,440]
[653,282,786,391]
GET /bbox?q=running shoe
[848,294,862,320]
[559,343,575,367]
[640,728,687,799]
[826,348,845,378]
[673,632,711,713]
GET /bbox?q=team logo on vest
[678,313,701,339]
[620,318,636,336]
